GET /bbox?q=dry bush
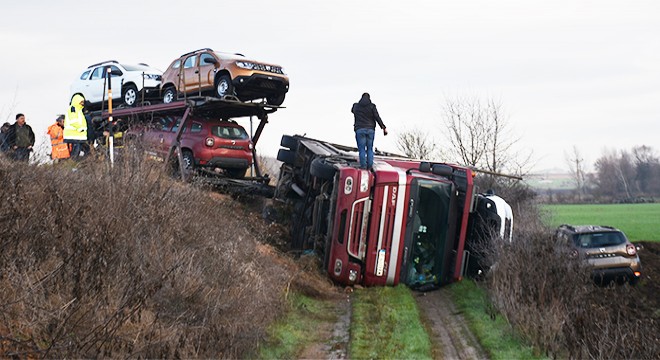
[485,208,659,359]
[0,151,326,358]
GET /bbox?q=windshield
[404,179,453,289]
[574,232,626,248]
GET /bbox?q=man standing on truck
[351,93,387,170]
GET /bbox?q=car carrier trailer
[273,134,513,290]
[91,96,279,197]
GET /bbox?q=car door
[198,52,217,90]
[107,65,123,101]
[181,55,199,94]
[87,66,105,103]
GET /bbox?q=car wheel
[280,135,299,151]
[277,149,296,165]
[163,87,176,104]
[226,168,247,179]
[310,157,336,180]
[182,150,194,171]
[266,92,286,106]
[215,75,234,98]
[123,84,138,106]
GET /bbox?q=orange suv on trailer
[160,48,289,106]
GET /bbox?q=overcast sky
[1,0,658,172]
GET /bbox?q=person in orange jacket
[47,114,70,161]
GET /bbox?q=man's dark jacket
[351,96,386,131]
[7,123,35,148]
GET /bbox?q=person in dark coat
[7,113,35,162]
[351,93,387,169]
[0,122,11,155]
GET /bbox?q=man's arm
[372,105,387,135]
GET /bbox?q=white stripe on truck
[386,169,407,285]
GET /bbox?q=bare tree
[565,146,586,201]
[441,96,530,176]
[395,128,438,159]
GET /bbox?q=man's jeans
[355,128,375,169]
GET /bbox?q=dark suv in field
[160,48,289,106]
[556,224,642,285]
[129,115,253,178]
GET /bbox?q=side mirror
[431,164,453,177]
[203,57,218,65]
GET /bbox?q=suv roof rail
[180,48,214,57]
[558,224,575,231]
[138,63,149,67]
[88,60,119,68]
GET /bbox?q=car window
[154,116,173,131]
[80,70,91,80]
[109,65,123,77]
[90,67,104,80]
[200,53,215,66]
[191,123,202,133]
[183,56,197,69]
[212,125,249,140]
[575,232,626,248]
[171,119,187,133]
[172,60,181,69]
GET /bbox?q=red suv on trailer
[131,115,253,178]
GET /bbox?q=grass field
[543,203,660,242]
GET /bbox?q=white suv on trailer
[70,60,162,108]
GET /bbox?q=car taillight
[626,244,637,256]
[205,137,214,147]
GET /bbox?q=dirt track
[416,288,488,360]
[299,287,486,360]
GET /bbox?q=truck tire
[280,135,299,151]
[310,157,336,180]
[277,149,296,165]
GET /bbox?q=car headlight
[143,74,161,80]
[236,61,256,70]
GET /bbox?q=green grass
[447,281,544,360]
[544,203,660,241]
[351,286,433,360]
[258,293,336,359]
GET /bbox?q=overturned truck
[274,135,512,290]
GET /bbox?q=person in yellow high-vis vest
[64,94,88,159]
[47,115,70,162]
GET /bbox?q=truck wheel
[215,75,234,98]
[267,92,286,106]
[277,149,296,165]
[310,157,336,180]
[163,87,176,104]
[123,84,138,106]
[280,135,299,151]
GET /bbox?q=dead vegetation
[482,194,660,359]
[0,152,331,358]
